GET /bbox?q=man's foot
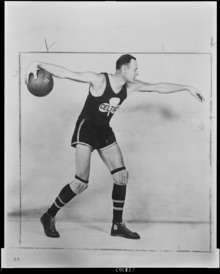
[111,222,140,239]
[40,212,60,238]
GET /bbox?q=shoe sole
[111,233,140,240]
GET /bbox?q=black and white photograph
[3,1,218,268]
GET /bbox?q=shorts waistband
[78,116,110,128]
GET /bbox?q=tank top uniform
[71,73,127,151]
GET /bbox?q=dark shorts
[71,117,117,151]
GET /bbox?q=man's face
[124,59,139,82]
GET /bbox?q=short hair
[116,54,136,70]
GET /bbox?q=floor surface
[2,217,219,268]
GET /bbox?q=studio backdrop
[5,52,211,224]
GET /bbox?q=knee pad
[69,175,88,194]
[111,166,128,185]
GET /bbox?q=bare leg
[98,142,125,171]
[74,144,92,181]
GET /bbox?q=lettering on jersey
[99,97,121,116]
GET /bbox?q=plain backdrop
[5,2,216,224]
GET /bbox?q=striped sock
[47,184,76,217]
[112,184,126,224]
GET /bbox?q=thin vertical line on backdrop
[18,53,22,246]
[209,53,213,252]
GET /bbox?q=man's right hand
[24,62,39,84]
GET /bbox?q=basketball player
[26,54,204,239]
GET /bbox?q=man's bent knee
[111,166,129,185]
[69,175,89,194]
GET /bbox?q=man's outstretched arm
[25,61,102,85]
[128,80,205,102]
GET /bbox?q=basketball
[27,69,54,97]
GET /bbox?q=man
[26,54,204,239]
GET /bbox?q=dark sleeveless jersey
[78,73,127,126]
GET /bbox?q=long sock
[112,184,126,224]
[47,184,76,217]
